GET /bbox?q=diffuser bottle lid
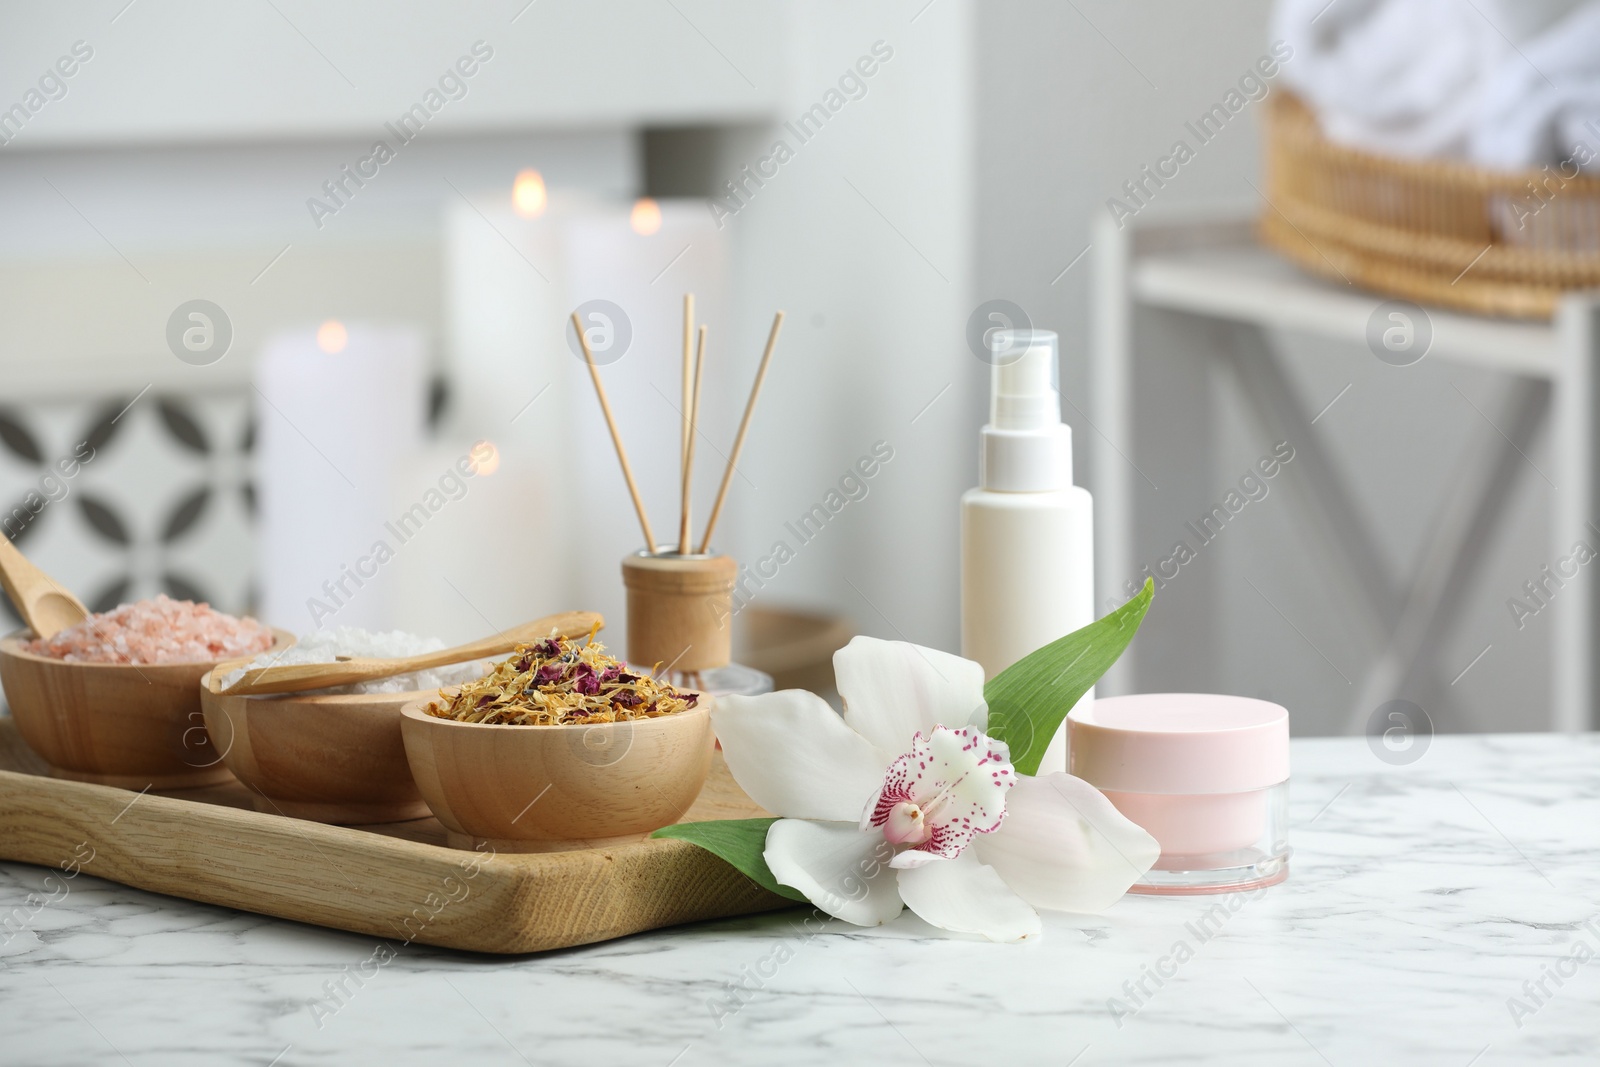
[1067,694,1290,795]
[980,329,1071,491]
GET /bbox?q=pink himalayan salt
[23,594,274,665]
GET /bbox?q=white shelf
[1095,213,1600,732]
[1132,243,1560,377]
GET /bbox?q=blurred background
[3,0,1597,736]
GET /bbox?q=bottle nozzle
[989,329,1059,431]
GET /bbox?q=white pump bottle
[960,329,1093,775]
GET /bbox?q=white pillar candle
[254,322,426,633]
[383,437,546,645]
[434,186,627,638]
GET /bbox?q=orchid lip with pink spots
[710,635,1160,943]
[863,725,1017,869]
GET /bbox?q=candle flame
[630,197,662,236]
[317,320,348,354]
[470,440,500,476]
[513,169,547,219]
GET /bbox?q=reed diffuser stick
[571,310,656,550]
[699,311,784,554]
[679,325,707,554]
[680,293,694,535]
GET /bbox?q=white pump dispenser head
[980,329,1071,492]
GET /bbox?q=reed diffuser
[570,297,784,693]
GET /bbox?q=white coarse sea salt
[219,626,489,695]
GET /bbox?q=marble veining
[3,734,1600,1065]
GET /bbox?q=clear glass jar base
[1129,852,1290,895]
[645,662,774,699]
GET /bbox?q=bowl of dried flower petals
[400,634,714,851]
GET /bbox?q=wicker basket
[1259,92,1600,319]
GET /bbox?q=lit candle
[254,323,426,633]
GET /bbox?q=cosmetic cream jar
[1067,694,1290,894]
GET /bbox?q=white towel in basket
[1273,0,1600,171]
[1470,3,1600,172]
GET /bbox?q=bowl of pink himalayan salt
[0,595,293,789]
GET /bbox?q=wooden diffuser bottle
[621,551,737,679]
[572,296,783,690]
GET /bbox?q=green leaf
[651,817,809,902]
[983,578,1154,776]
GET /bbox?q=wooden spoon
[0,535,89,640]
[216,610,604,696]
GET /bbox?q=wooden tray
[0,717,789,953]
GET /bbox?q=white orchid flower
[713,636,1161,943]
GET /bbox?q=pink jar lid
[1068,693,1289,795]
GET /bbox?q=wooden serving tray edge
[0,724,791,954]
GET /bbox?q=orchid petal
[896,850,1041,942]
[834,636,987,758]
[974,773,1159,913]
[764,819,903,927]
[888,848,944,870]
[713,691,885,822]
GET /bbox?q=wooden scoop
[0,535,89,640]
[216,610,604,697]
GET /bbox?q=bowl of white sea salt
[201,627,491,825]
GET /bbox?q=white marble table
[2,733,1598,1066]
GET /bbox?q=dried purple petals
[425,634,698,726]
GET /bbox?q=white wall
[0,1,787,145]
[708,2,974,652]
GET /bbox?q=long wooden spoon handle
[218,611,604,696]
[0,536,31,627]
[404,611,602,670]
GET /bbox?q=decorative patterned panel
[0,392,256,630]
[0,375,448,632]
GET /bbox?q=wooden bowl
[200,670,434,825]
[400,692,715,853]
[0,628,294,790]
[736,605,855,694]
